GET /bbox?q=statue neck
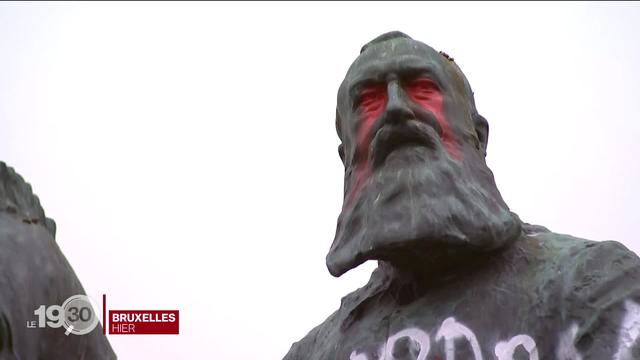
[375,238,520,292]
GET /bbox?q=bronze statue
[284,31,640,360]
[0,163,115,359]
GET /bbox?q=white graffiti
[349,318,494,360]
[350,351,369,360]
[555,323,582,360]
[614,300,640,360]
[435,317,483,360]
[494,334,538,360]
[381,328,430,360]
[349,350,369,360]
[350,328,430,360]
[350,301,640,359]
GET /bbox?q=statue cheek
[346,88,387,205]
[406,87,461,161]
[346,106,384,206]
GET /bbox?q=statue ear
[474,113,489,157]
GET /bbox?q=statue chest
[326,274,574,360]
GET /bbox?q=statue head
[326,32,522,277]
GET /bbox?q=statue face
[326,35,522,277]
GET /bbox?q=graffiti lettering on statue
[350,301,640,359]
[350,328,430,360]
[614,300,640,360]
[350,317,533,360]
[495,334,537,360]
[435,317,483,360]
[383,328,430,360]
[555,323,582,360]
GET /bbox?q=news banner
[27,294,179,335]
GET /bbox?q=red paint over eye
[358,84,387,116]
[406,78,438,100]
[356,83,387,153]
[405,77,442,119]
[405,77,461,160]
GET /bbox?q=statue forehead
[346,38,444,82]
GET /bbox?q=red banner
[109,310,179,334]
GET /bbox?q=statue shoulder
[516,229,640,310]
[522,230,640,356]
[538,231,640,280]
[561,236,640,303]
[282,309,341,360]
[527,228,640,274]
[283,267,391,360]
[566,239,640,356]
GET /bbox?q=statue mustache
[368,112,443,169]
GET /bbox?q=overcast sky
[1,2,639,359]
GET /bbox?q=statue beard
[326,127,522,277]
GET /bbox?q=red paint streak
[347,78,461,205]
[102,294,106,335]
[348,83,387,205]
[405,77,460,159]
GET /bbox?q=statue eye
[357,84,386,114]
[407,78,438,99]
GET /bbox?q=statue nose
[383,81,414,124]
